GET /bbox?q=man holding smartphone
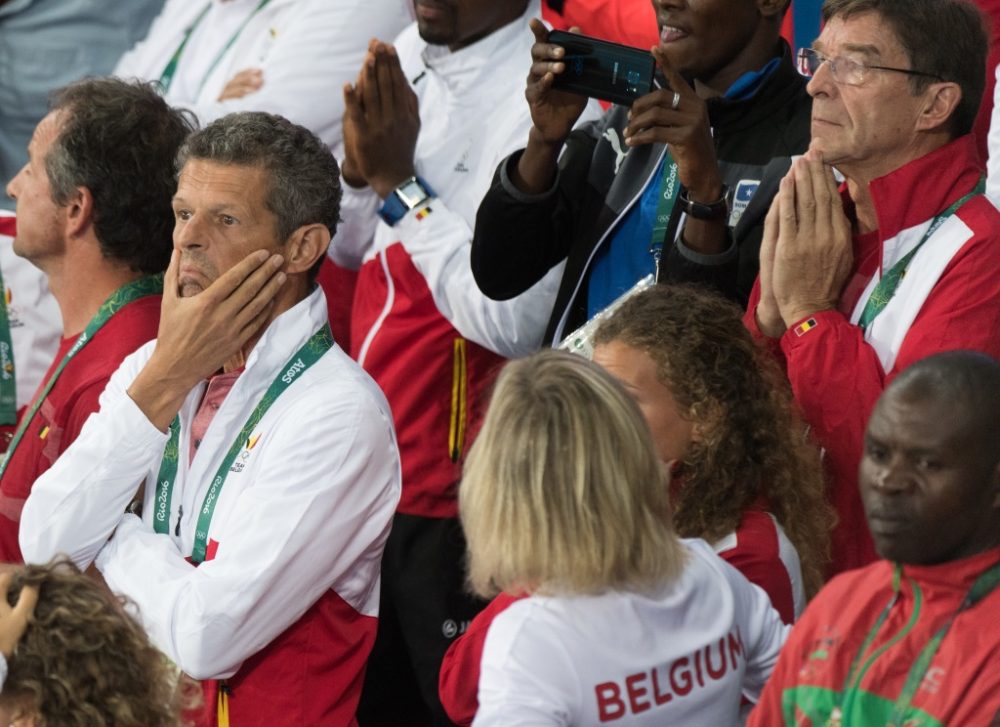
[471,0,808,345]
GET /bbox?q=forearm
[511,127,565,194]
[401,201,561,357]
[126,356,196,433]
[21,389,167,567]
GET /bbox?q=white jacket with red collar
[20,288,401,726]
[332,1,599,518]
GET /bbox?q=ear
[282,223,331,276]
[62,186,94,240]
[757,0,789,20]
[915,82,962,134]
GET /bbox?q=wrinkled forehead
[813,11,909,65]
[175,159,268,199]
[868,384,978,452]
[28,111,66,158]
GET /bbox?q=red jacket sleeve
[438,591,525,726]
[763,212,1000,573]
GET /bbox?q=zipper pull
[175,504,183,537]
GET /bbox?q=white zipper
[552,145,667,342]
[357,248,396,367]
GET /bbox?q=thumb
[10,584,37,625]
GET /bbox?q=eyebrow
[171,198,245,216]
[838,43,883,59]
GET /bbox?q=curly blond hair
[594,285,833,597]
[1,560,198,726]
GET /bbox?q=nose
[173,213,206,250]
[5,166,23,202]
[868,453,915,495]
[806,57,837,99]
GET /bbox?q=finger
[530,59,566,79]
[362,50,380,117]
[10,584,37,625]
[222,252,285,313]
[343,82,363,121]
[206,249,273,303]
[791,158,815,240]
[164,249,181,302]
[625,103,689,137]
[803,153,832,233]
[384,45,413,114]
[762,195,779,262]
[650,46,695,99]
[232,265,287,330]
[374,43,396,117]
[528,17,550,44]
[778,174,798,249]
[525,71,557,104]
[0,572,11,616]
[237,298,277,344]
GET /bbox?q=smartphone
[547,30,655,106]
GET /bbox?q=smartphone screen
[548,31,655,106]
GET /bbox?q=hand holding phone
[524,19,591,146]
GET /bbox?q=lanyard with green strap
[0,275,163,480]
[858,177,985,332]
[0,271,17,426]
[153,322,333,564]
[158,0,274,96]
[828,559,1000,726]
[648,150,681,283]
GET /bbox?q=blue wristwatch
[378,175,435,226]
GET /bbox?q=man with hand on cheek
[20,112,401,727]
[746,0,1000,575]
[471,0,810,346]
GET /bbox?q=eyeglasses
[797,47,944,86]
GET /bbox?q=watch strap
[378,176,436,226]
[678,185,729,221]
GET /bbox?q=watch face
[397,179,429,208]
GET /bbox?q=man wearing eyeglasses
[747,0,1000,575]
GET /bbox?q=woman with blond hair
[0,559,195,726]
[440,285,831,725]
[460,350,787,726]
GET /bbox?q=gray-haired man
[21,111,402,725]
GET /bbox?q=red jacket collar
[900,545,1000,597]
[863,134,984,244]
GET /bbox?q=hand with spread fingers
[127,249,287,431]
[0,572,38,659]
[624,47,723,204]
[217,68,264,101]
[341,39,421,198]
[769,151,854,329]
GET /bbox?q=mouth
[415,1,450,21]
[659,25,690,44]
[866,511,912,535]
